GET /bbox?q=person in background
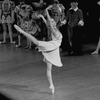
[66,0,84,55]
[14,0,25,48]
[91,1,100,55]
[0,0,15,44]
[15,1,39,49]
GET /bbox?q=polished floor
[0,43,100,100]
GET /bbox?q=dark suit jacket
[66,8,84,28]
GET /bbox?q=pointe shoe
[49,85,55,95]
[14,25,25,34]
[91,51,98,55]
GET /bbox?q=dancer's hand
[37,14,43,18]
[35,12,43,18]
[37,14,47,24]
[46,5,53,10]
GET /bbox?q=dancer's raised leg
[14,25,39,45]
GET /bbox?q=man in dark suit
[66,0,84,55]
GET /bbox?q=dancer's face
[51,18,56,26]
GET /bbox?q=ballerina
[14,5,63,95]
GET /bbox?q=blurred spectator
[66,0,84,55]
[0,0,15,44]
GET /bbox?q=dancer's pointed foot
[14,25,25,34]
[91,51,99,55]
[49,85,55,95]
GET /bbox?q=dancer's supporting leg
[14,25,55,94]
[91,37,100,54]
[46,61,55,94]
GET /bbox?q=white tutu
[38,31,63,67]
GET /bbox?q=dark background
[1,0,100,43]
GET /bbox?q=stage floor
[0,43,100,100]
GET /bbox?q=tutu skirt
[38,38,63,67]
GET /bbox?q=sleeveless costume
[0,0,15,23]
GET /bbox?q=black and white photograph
[0,0,100,100]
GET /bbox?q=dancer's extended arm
[46,6,60,38]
